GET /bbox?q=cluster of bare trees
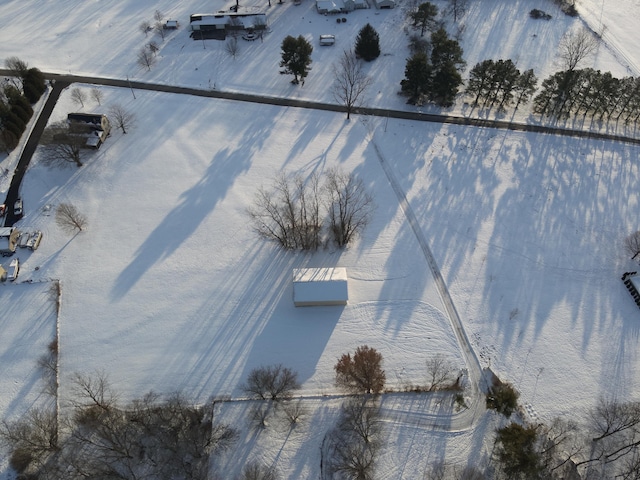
[243,364,301,401]
[324,397,382,480]
[70,87,104,108]
[247,169,375,251]
[0,373,237,480]
[137,10,168,70]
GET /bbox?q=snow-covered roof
[293,267,348,306]
[0,227,15,238]
[316,0,344,12]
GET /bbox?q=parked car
[26,231,42,250]
[14,198,23,219]
[18,232,30,248]
[7,258,19,281]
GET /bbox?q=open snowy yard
[2,0,640,476]
[0,282,57,422]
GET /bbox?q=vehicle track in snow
[365,130,487,429]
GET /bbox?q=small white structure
[319,34,336,46]
[293,267,348,307]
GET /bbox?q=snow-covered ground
[1,0,640,477]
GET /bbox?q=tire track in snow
[366,130,486,429]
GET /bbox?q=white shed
[293,267,348,307]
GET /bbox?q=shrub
[486,381,519,418]
[529,9,552,20]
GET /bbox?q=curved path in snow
[366,133,487,430]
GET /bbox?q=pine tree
[410,2,438,37]
[428,29,464,107]
[354,24,380,62]
[400,52,432,104]
[280,35,313,85]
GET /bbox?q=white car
[7,258,19,281]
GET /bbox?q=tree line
[533,69,640,124]
[0,57,46,152]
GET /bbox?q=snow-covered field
[1,0,640,477]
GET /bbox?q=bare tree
[327,402,381,480]
[337,397,381,445]
[325,168,375,247]
[37,339,59,397]
[625,231,640,260]
[225,36,240,59]
[279,399,307,426]
[70,87,87,108]
[426,354,456,391]
[41,121,86,167]
[139,20,152,36]
[137,45,156,71]
[447,0,467,22]
[154,21,167,41]
[559,27,598,71]
[108,104,135,134]
[56,203,88,234]
[90,88,104,105]
[154,9,165,23]
[0,408,58,475]
[335,345,386,395]
[4,56,28,90]
[243,364,300,400]
[240,461,279,480]
[332,50,372,120]
[537,418,585,475]
[247,172,322,251]
[147,41,160,56]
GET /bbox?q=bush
[486,381,519,418]
[529,9,552,20]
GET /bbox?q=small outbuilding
[293,267,348,307]
[372,0,394,8]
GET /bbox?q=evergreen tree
[410,2,438,37]
[400,52,432,104]
[431,61,462,107]
[354,24,380,62]
[513,68,537,110]
[21,68,46,104]
[428,29,464,107]
[280,35,313,85]
[430,28,464,70]
[495,423,543,479]
[466,59,494,106]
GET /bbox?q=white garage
[293,267,348,307]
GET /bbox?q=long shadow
[110,137,258,300]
